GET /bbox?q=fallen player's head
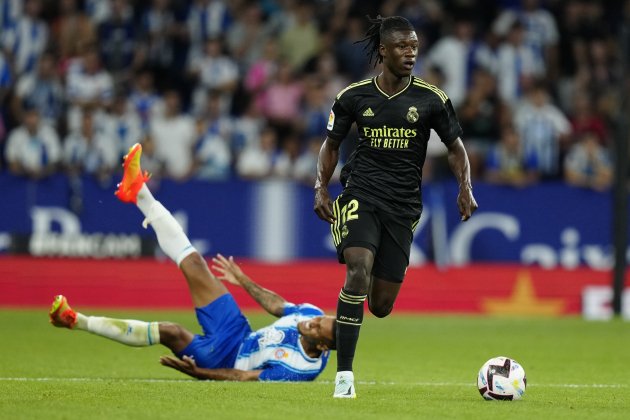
[298,315,336,351]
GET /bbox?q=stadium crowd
[0,0,627,192]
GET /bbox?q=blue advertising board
[0,173,624,269]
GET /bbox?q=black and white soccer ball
[477,356,526,400]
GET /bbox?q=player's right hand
[314,187,336,224]
[212,254,244,286]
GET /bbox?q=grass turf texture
[1,309,628,419]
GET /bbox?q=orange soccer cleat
[114,143,151,204]
[49,295,77,329]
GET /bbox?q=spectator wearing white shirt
[272,132,300,178]
[63,107,119,182]
[188,37,238,116]
[1,0,48,76]
[186,0,232,61]
[513,83,571,178]
[5,106,60,179]
[424,15,477,108]
[492,0,559,76]
[150,90,196,181]
[495,19,544,106]
[193,92,232,180]
[0,0,22,33]
[101,93,143,160]
[127,69,164,132]
[66,46,114,133]
[236,126,277,180]
[12,51,64,129]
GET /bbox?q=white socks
[136,184,197,266]
[74,313,160,347]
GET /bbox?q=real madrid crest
[406,106,419,123]
[341,224,349,239]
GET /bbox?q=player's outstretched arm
[446,138,479,221]
[160,355,262,381]
[314,137,341,224]
[212,254,286,317]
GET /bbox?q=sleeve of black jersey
[430,98,463,146]
[326,97,354,142]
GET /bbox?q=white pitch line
[0,378,627,389]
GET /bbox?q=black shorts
[330,193,420,283]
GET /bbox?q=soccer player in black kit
[314,16,478,398]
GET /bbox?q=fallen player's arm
[212,254,286,317]
[160,355,262,381]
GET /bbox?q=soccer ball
[477,356,526,400]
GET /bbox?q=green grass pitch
[1,309,629,419]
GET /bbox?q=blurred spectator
[244,37,279,112]
[495,19,544,105]
[0,50,11,142]
[62,107,118,183]
[12,51,64,129]
[0,0,22,33]
[236,125,277,179]
[485,124,539,187]
[424,15,476,107]
[186,0,232,61]
[457,68,505,178]
[193,91,232,180]
[127,69,164,131]
[98,0,140,81]
[272,132,300,178]
[564,131,613,192]
[513,83,571,178]
[278,0,320,72]
[52,0,97,68]
[188,37,238,116]
[5,106,61,179]
[492,0,559,77]
[84,0,113,25]
[226,1,272,72]
[307,51,348,104]
[1,0,48,76]
[569,93,608,146]
[334,15,370,81]
[300,78,331,140]
[137,133,163,179]
[65,46,114,132]
[101,93,143,159]
[150,90,196,181]
[140,0,179,80]
[294,136,322,185]
[261,60,303,143]
[231,98,265,158]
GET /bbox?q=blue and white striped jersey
[234,303,330,382]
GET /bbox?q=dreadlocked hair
[356,15,415,67]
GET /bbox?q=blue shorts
[175,294,252,369]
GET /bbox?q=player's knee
[368,301,393,318]
[181,252,207,272]
[345,260,371,294]
[158,322,188,345]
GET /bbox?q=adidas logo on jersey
[362,107,375,117]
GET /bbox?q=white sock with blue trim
[74,314,160,347]
[135,184,197,266]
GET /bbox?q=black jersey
[326,76,463,218]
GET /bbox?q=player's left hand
[457,185,478,221]
[160,355,199,379]
[212,254,244,286]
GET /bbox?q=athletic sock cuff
[339,289,367,305]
